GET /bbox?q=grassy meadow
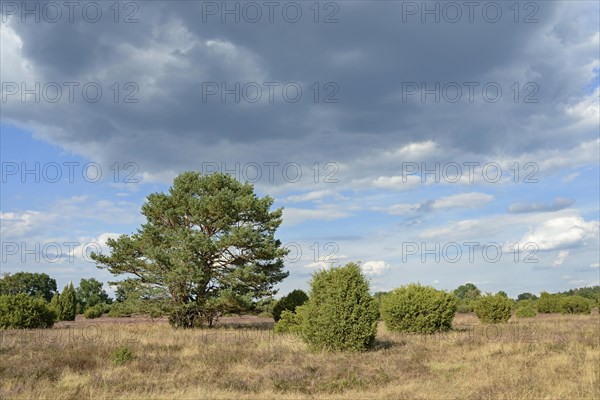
[1,312,599,399]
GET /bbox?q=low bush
[108,301,137,317]
[84,304,104,319]
[456,300,474,313]
[0,294,56,329]
[473,293,512,323]
[274,305,306,335]
[272,289,309,322]
[301,262,378,352]
[515,306,537,318]
[537,292,561,313]
[560,296,591,315]
[381,284,457,334]
[110,346,134,365]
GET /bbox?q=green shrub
[380,284,457,334]
[56,283,77,321]
[559,296,591,315]
[301,263,378,352]
[110,346,134,365]
[456,300,474,313]
[84,304,104,319]
[515,306,537,318]
[0,294,56,329]
[108,301,136,317]
[473,293,512,323]
[272,289,309,322]
[514,298,537,310]
[274,306,306,334]
[537,292,561,313]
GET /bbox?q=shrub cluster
[473,293,512,323]
[272,289,309,322]
[274,306,306,335]
[0,294,56,329]
[301,263,378,352]
[84,304,105,319]
[380,284,457,334]
[536,292,561,313]
[559,296,591,315]
[515,306,537,318]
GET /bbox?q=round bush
[473,293,512,323]
[515,306,537,318]
[381,284,458,334]
[274,306,306,335]
[537,292,561,313]
[272,289,309,322]
[111,346,134,366]
[84,304,104,319]
[0,294,56,329]
[560,296,591,315]
[301,263,378,352]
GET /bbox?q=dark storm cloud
[1,1,598,180]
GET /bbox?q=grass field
[1,313,599,399]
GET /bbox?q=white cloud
[68,233,122,261]
[361,260,391,276]
[378,192,493,215]
[0,210,58,238]
[281,190,338,203]
[519,216,599,251]
[282,207,351,226]
[561,172,580,183]
[553,250,570,266]
[431,192,494,210]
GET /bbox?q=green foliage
[274,306,306,334]
[517,292,538,301]
[515,306,537,318]
[372,291,389,320]
[301,263,378,352]
[273,289,309,321]
[110,347,134,366]
[456,300,475,313]
[84,304,104,319]
[76,278,111,311]
[557,286,600,300]
[92,172,289,328]
[453,283,481,301]
[56,283,77,321]
[515,298,537,311]
[380,284,458,334]
[0,294,56,329]
[473,293,512,323]
[496,291,509,298]
[0,272,57,302]
[559,296,591,315]
[252,296,276,317]
[108,301,137,317]
[537,292,561,313]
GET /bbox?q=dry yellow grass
[1,313,598,399]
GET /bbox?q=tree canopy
[91,172,289,327]
[0,272,57,302]
[76,278,112,310]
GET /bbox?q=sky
[0,0,599,299]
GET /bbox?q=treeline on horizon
[0,271,598,331]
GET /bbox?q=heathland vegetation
[1,172,598,398]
